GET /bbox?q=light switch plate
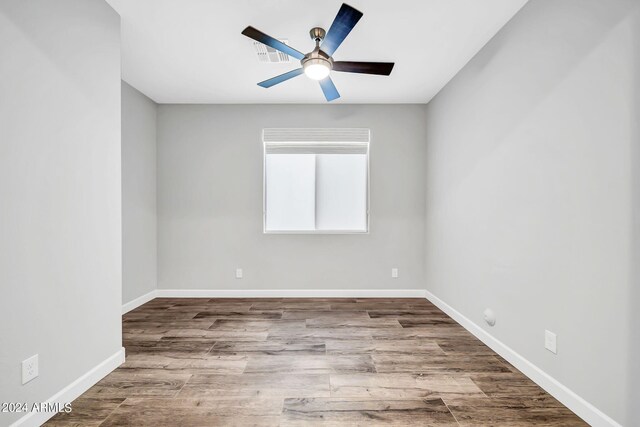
[545,330,557,354]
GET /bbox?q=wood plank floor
[46,298,587,426]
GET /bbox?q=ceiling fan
[241,3,394,102]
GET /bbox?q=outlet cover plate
[22,354,38,384]
[545,330,557,354]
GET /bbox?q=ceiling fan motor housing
[301,28,332,80]
[302,27,332,72]
[301,48,333,70]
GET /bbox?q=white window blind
[263,128,370,233]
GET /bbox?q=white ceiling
[106,0,528,104]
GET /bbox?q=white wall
[424,0,639,425]
[0,1,122,425]
[122,81,157,305]
[157,105,427,292]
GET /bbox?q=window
[263,128,370,233]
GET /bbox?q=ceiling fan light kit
[241,3,395,102]
[302,28,331,81]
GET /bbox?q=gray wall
[0,1,122,425]
[122,82,158,305]
[424,0,639,425]
[157,105,427,291]
[632,17,640,421]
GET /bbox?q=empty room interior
[1,0,639,426]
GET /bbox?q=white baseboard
[156,289,427,298]
[424,290,622,427]
[10,347,125,427]
[122,290,158,314]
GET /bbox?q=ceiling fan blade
[258,68,304,88]
[332,61,394,76]
[319,77,340,102]
[320,3,363,57]
[241,26,305,60]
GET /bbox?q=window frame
[262,130,370,235]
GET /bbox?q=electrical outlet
[235,268,243,279]
[545,330,557,354]
[22,354,38,384]
[391,268,399,278]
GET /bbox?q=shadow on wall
[429,0,639,198]
[0,0,114,111]
[629,5,640,426]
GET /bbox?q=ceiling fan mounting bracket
[309,27,326,43]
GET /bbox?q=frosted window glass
[265,154,316,231]
[315,154,367,231]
